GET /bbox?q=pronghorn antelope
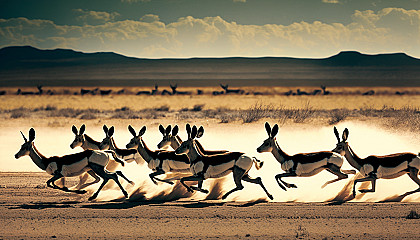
[126,125,191,185]
[15,128,133,200]
[99,125,141,164]
[332,127,420,197]
[175,124,273,200]
[157,124,228,155]
[257,122,354,190]
[68,124,103,190]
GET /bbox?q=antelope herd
[15,123,420,201]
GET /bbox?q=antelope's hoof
[88,196,97,201]
[76,190,87,194]
[288,184,297,188]
[201,189,209,194]
[268,194,274,200]
[129,181,135,186]
[359,189,371,193]
[167,181,174,185]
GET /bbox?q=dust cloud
[2,121,420,202]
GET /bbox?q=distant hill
[1,46,419,87]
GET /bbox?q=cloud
[322,0,340,3]
[73,9,120,25]
[0,8,419,58]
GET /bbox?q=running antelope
[257,122,354,190]
[15,128,133,200]
[69,124,103,190]
[157,124,228,155]
[175,124,273,200]
[332,127,420,197]
[99,125,141,164]
[126,125,191,185]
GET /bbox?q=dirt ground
[1,89,420,239]
[0,172,419,239]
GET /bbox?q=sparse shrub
[329,109,350,125]
[45,105,57,111]
[192,104,205,111]
[406,210,420,219]
[80,113,97,120]
[10,109,28,118]
[240,102,273,123]
[155,105,170,111]
[292,102,315,123]
[295,225,309,239]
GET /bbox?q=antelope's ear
[159,125,165,135]
[197,126,204,138]
[128,125,136,137]
[72,125,78,135]
[172,125,179,136]
[80,124,86,135]
[343,128,349,141]
[191,125,198,139]
[165,125,172,135]
[103,125,108,134]
[186,124,191,139]
[108,126,115,137]
[139,126,146,136]
[333,127,340,142]
[265,122,271,136]
[271,124,279,138]
[29,128,35,142]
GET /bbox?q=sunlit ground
[3,119,420,203]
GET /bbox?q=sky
[0,0,419,58]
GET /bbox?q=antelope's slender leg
[353,176,376,196]
[275,172,297,190]
[321,164,349,188]
[242,174,273,200]
[75,170,101,190]
[222,167,246,200]
[149,169,174,185]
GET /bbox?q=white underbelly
[295,159,327,176]
[88,151,110,166]
[376,162,408,178]
[162,160,190,172]
[204,161,235,179]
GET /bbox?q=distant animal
[285,90,293,96]
[136,85,159,95]
[212,90,224,95]
[16,89,35,95]
[197,89,203,95]
[321,85,330,95]
[100,89,112,95]
[296,89,309,96]
[170,84,191,95]
[0,90,6,95]
[116,89,125,95]
[220,84,244,94]
[395,91,407,96]
[362,90,375,96]
[15,128,133,201]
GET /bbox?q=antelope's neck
[171,135,182,150]
[83,134,101,150]
[29,144,47,170]
[344,145,362,170]
[188,141,202,163]
[110,138,119,150]
[272,141,289,164]
[137,139,153,163]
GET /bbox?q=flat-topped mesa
[256,122,355,190]
[332,127,420,198]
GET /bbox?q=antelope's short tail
[252,157,264,170]
[105,150,125,167]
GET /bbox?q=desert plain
[1,86,420,239]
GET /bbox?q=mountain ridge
[1,46,419,87]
